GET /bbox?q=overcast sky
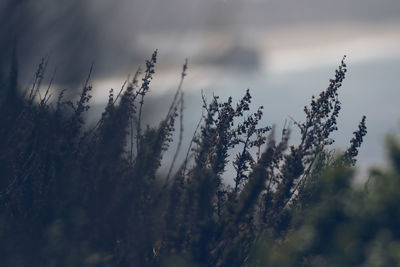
[2,0,400,81]
[2,0,400,178]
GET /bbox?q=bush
[248,135,400,267]
[0,51,372,266]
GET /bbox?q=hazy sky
[2,0,400,177]
[2,0,400,81]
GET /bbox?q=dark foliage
[0,52,370,266]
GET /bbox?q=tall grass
[0,51,370,266]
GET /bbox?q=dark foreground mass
[1,52,399,267]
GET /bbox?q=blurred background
[1,0,400,179]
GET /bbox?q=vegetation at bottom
[0,50,398,267]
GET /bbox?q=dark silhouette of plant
[0,51,371,267]
[248,135,400,267]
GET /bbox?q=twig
[164,60,188,186]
